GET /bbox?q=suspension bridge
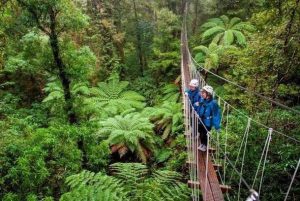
[181,3,300,201]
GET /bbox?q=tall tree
[133,0,146,76]
[14,0,89,124]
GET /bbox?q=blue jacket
[193,94,204,109]
[196,98,221,130]
[187,88,199,106]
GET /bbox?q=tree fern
[110,162,148,198]
[142,101,183,140]
[84,79,145,119]
[161,83,181,102]
[97,113,156,163]
[194,43,222,70]
[42,81,94,120]
[232,30,247,46]
[42,78,145,120]
[193,43,237,70]
[201,15,255,46]
[60,170,127,201]
[42,81,64,103]
[109,163,190,201]
[61,163,190,201]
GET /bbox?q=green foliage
[0,122,84,199]
[4,31,51,74]
[1,0,300,200]
[161,83,181,102]
[18,0,89,31]
[201,15,255,46]
[164,134,188,172]
[194,43,236,70]
[219,25,300,111]
[61,170,126,201]
[129,75,160,106]
[97,113,156,163]
[84,79,146,119]
[61,163,190,201]
[142,101,183,140]
[61,42,97,81]
[154,8,180,51]
[149,7,181,82]
[2,193,20,201]
[214,108,300,201]
[111,163,190,201]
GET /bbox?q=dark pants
[198,123,211,146]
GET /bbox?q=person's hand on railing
[184,88,189,96]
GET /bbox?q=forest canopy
[0,0,299,201]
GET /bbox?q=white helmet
[189,79,199,87]
[202,85,214,95]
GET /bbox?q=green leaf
[233,30,246,46]
[202,26,225,41]
[224,30,234,45]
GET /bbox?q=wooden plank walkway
[186,142,224,201]
[198,151,224,201]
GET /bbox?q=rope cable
[228,117,249,184]
[238,118,251,201]
[191,57,300,115]
[209,136,253,191]
[284,157,300,201]
[224,103,229,186]
[205,131,210,200]
[251,128,271,189]
[191,60,300,144]
[258,128,273,196]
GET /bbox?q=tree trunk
[192,0,199,34]
[284,0,300,51]
[49,9,76,124]
[133,0,144,76]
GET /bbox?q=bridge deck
[187,141,224,201]
[198,150,224,201]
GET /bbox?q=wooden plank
[220,185,232,193]
[204,152,224,201]
[186,160,197,165]
[213,164,222,170]
[203,154,220,201]
[208,147,216,153]
[188,180,200,188]
[198,151,214,201]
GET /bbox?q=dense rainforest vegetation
[0,0,299,200]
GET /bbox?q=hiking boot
[198,144,207,152]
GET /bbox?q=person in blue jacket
[195,85,221,152]
[185,79,199,106]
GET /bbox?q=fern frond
[229,17,242,28]
[62,163,190,201]
[61,170,127,201]
[233,30,246,46]
[223,30,234,45]
[202,26,225,41]
[220,15,229,25]
[232,22,255,32]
